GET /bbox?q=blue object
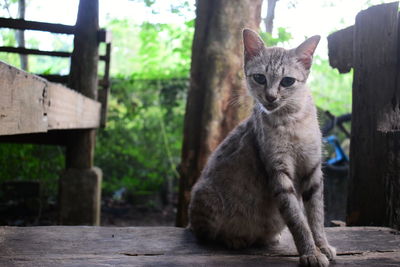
[323,135,349,165]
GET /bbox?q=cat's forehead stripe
[264,49,286,77]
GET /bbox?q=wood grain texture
[0,226,399,266]
[47,83,101,130]
[60,0,100,225]
[0,61,47,135]
[59,167,102,225]
[347,2,400,227]
[0,61,101,136]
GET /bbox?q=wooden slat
[0,17,75,34]
[0,61,101,136]
[0,226,399,266]
[0,46,108,61]
[0,46,71,57]
[98,29,112,43]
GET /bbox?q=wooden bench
[0,226,399,266]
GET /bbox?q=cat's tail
[188,185,222,243]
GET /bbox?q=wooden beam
[0,61,48,135]
[0,46,109,61]
[99,42,112,127]
[98,29,112,43]
[47,83,101,130]
[60,0,101,226]
[327,26,354,73]
[0,61,101,136]
[0,46,71,57]
[65,0,100,169]
[0,17,75,34]
[347,2,399,227]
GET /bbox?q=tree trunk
[176,0,263,227]
[16,0,28,71]
[264,0,279,34]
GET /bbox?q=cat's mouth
[258,102,280,114]
[263,103,279,111]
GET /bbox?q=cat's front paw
[299,251,329,267]
[319,245,336,261]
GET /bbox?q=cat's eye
[253,74,267,85]
[280,77,296,87]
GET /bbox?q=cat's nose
[266,95,277,103]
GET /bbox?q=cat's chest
[265,123,321,164]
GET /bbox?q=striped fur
[189,29,335,266]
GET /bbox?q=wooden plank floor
[0,226,399,266]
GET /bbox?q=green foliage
[260,27,292,46]
[107,18,194,78]
[0,144,64,198]
[0,29,19,66]
[310,56,352,115]
[94,17,193,197]
[95,77,187,197]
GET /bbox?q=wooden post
[327,26,353,74]
[346,2,400,228]
[59,0,102,225]
[176,0,263,227]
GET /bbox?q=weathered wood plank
[0,61,47,135]
[327,26,353,73]
[0,47,109,61]
[0,227,399,266]
[0,46,71,58]
[60,0,101,226]
[347,2,400,227]
[47,83,100,130]
[0,61,101,136]
[0,17,75,34]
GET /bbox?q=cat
[188,29,336,267]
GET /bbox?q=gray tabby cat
[188,29,336,267]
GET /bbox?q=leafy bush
[0,144,64,199]
[96,77,187,197]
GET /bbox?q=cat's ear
[295,35,320,69]
[243,29,265,62]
